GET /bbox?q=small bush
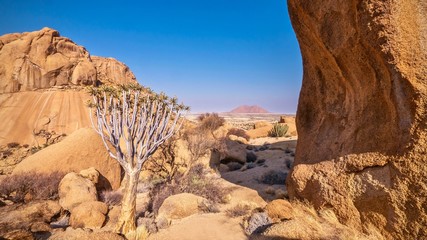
[22,144,29,148]
[100,190,123,206]
[199,199,220,213]
[0,171,65,203]
[268,124,289,137]
[7,142,20,149]
[227,128,250,141]
[258,170,287,185]
[226,204,251,218]
[198,113,225,132]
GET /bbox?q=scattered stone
[246,162,257,169]
[265,199,294,222]
[69,201,108,229]
[50,214,70,229]
[246,151,257,162]
[245,212,272,235]
[218,163,230,173]
[58,172,97,211]
[256,159,266,165]
[0,200,61,237]
[227,162,243,171]
[228,134,248,144]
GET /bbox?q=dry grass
[257,200,385,240]
[100,190,123,206]
[226,203,252,218]
[0,171,65,203]
[125,225,150,240]
[150,164,230,214]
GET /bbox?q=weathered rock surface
[0,27,136,93]
[13,128,122,190]
[58,172,97,211]
[0,200,61,237]
[288,0,427,239]
[158,193,207,220]
[0,28,137,146]
[69,201,108,229]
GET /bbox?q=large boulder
[0,27,136,93]
[69,201,108,229]
[222,139,247,164]
[158,193,207,221]
[0,28,137,146]
[58,172,97,211]
[288,0,427,239]
[13,128,122,190]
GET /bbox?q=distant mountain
[229,105,270,113]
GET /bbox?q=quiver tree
[89,84,188,234]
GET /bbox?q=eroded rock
[288,0,427,239]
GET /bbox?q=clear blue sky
[1,0,302,113]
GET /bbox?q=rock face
[0,28,137,146]
[288,0,427,239]
[0,27,136,93]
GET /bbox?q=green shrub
[268,124,289,137]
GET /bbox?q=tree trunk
[115,171,139,234]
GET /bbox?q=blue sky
[1,0,302,113]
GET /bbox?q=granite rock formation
[287,0,427,239]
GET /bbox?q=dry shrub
[226,203,252,218]
[126,225,150,240]
[7,142,20,149]
[100,190,123,206]
[143,136,184,183]
[258,170,287,185]
[227,128,250,141]
[150,164,230,214]
[197,113,225,132]
[0,171,65,203]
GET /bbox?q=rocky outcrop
[288,0,427,239]
[0,28,138,146]
[0,27,136,93]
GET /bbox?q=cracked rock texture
[287,0,427,239]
